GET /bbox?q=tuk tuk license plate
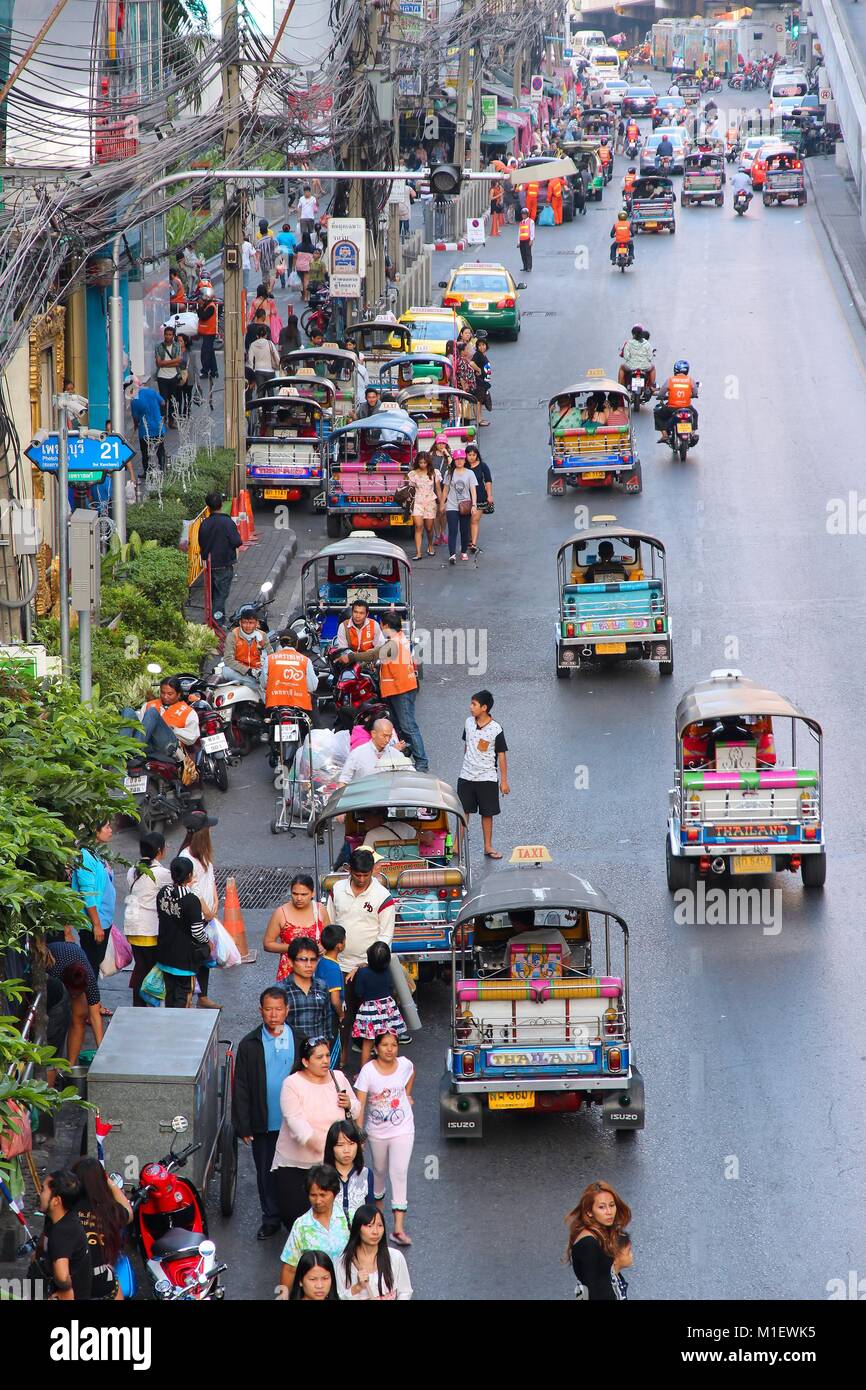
[264,488,289,499]
[597,642,627,655]
[403,960,419,980]
[676,422,692,435]
[389,516,408,526]
[732,855,773,874]
[124,775,147,794]
[489,1091,535,1110]
[582,470,606,480]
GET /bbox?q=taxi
[438,262,524,340]
[398,305,469,356]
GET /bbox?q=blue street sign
[24,433,133,475]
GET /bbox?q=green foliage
[124,548,188,609]
[1,981,82,1183]
[125,497,186,546]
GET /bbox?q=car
[738,134,773,173]
[516,157,576,221]
[640,127,689,175]
[397,306,469,356]
[600,79,630,110]
[622,84,657,117]
[439,263,524,340]
[751,141,790,189]
[653,94,686,127]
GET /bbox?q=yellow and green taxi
[398,306,469,357]
[438,263,524,340]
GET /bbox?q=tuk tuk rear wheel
[763,194,771,206]
[669,220,676,233]
[659,657,674,676]
[326,512,343,538]
[218,1119,238,1217]
[798,193,807,206]
[666,835,696,891]
[801,851,826,889]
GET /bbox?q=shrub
[126,497,186,547]
[124,548,189,611]
[100,582,187,644]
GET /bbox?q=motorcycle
[733,188,752,216]
[206,583,274,756]
[614,242,633,273]
[129,1125,226,1301]
[625,137,640,160]
[177,676,231,791]
[122,688,204,834]
[623,363,653,410]
[725,140,742,164]
[301,285,332,338]
[659,400,699,461]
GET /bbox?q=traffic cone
[241,490,259,540]
[231,494,250,545]
[223,877,256,963]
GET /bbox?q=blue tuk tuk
[298,532,414,647]
[326,409,418,538]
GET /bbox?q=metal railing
[682,791,820,823]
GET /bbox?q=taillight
[460,1051,476,1076]
[792,159,802,169]
[496,296,515,309]
[699,856,711,873]
[789,856,801,871]
[607,1047,623,1072]
[687,828,700,841]
[804,826,817,840]
[654,617,663,632]
[565,621,575,637]
[603,1007,618,1036]
[214,695,224,707]
[438,888,447,899]
[443,295,461,307]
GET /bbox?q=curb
[806,163,866,331]
[262,528,298,600]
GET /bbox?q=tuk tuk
[439,847,644,1139]
[630,175,676,232]
[378,352,454,391]
[547,379,642,496]
[281,347,359,424]
[678,77,701,106]
[667,669,825,891]
[347,321,412,387]
[396,385,477,448]
[326,407,418,537]
[244,393,328,507]
[314,770,471,978]
[298,533,414,647]
[555,526,673,677]
[681,151,724,207]
[262,373,337,419]
[580,107,614,140]
[763,146,806,206]
[561,141,605,201]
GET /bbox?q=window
[451,275,510,294]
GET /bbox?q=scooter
[614,242,634,273]
[129,1122,226,1301]
[660,403,699,461]
[177,676,231,791]
[623,363,654,410]
[733,188,752,215]
[329,649,379,709]
[625,137,640,159]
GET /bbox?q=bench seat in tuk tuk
[683,769,817,791]
[455,976,622,1002]
[454,976,623,1046]
[563,579,662,619]
[321,865,461,893]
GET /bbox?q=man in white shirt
[338,719,412,784]
[326,848,396,1060]
[359,811,417,849]
[242,236,258,295]
[297,185,319,238]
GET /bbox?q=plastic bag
[1,1100,32,1158]
[99,930,118,978]
[288,269,301,288]
[206,918,242,969]
[537,204,555,226]
[111,924,132,971]
[140,965,165,1006]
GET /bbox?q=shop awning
[480,122,517,145]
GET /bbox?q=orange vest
[549,178,562,200]
[518,219,532,241]
[197,300,218,336]
[599,145,611,166]
[527,181,539,198]
[614,221,632,244]
[264,650,313,710]
[623,173,636,193]
[667,374,693,408]
[626,124,639,142]
[235,631,263,669]
[378,633,417,698]
[346,619,377,652]
[144,698,192,731]
[170,275,186,306]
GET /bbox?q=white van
[769,69,809,115]
[589,46,621,77]
[571,29,607,55]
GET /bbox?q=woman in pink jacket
[272,1038,360,1230]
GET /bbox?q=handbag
[140,964,165,1006]
[393,482,415,517]
[110,924,133,971]
[458,498,472,516]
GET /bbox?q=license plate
[403,960,419,980]
[489,1091,535,1111]
[631,376,644,389]
[676,421,691,434]
[469,301,488,311]
[645,221,657,228]
[124,775,147,794]
[596,642,627,654]
[275,724,300,742]
[346,587,377,604]
[582,470,606,480]
[390,515,408,526]
[202,733,228,753]
[264,488,289,499]
[732,855,773,874]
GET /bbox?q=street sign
[466,216,486,245]
[25,433,133,486]
[327,218,366,298]
[530,74,544,104]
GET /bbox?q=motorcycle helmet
[617,209,628,221]
[600,136,609,145]
[628,165,636,174]
[674,359,689,374]
[631,323,645,338]
[234,604,260,625]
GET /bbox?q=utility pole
[454,8,472,170]
[55,397,71,674]
[513,43,523,107]
[470,33,484,171]
[222,0,246,494]
[388,0,401,279]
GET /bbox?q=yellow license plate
[582,470,606,480]
[264,488,289,499]
[596,642,627,655]
[403,960,419,980]
[645,221,657,228]
[732,855,773,874]
[469,301,488,311]
[676,422,692,435]
[390,515,408,526]
[488,1091,535,1111]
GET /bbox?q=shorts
[457,777,500,818]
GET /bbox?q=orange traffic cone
[223,877,256,963]
[231,494,250,545]
[241,490,259,540]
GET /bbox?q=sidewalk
[185,518,299,628]
[806,154,866,326]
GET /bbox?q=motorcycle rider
[609,209,634,266]
[622,166,638,207]
[655,132,675,166]
[223,606,271,686]
[332,599,385,666]
[598,136,613,179]
[625,118,640,151]
[141,676,200,749]
[730,166,753,208]
[655,360,699,442]
[260,631,318,711]
[618,324,656,393]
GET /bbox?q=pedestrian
[430,434,452,546]
[248,330,281,393]
[457,689,509,858]
[155,855,210,1009]
[517,205,535,271]
[407,449,442,559]
[286,1249,340,1301]
[71,1156,132,1300]
[565,1180,632,1300]
[176,333,194,418]
[244,307,270,353]
[70,820,114,1000]
[307,248,328,296]
[336,1204,413,1300]
[549,174,565,224]
[195,284,220,385]
[465,442,493,554]
[277,1163,350,1294]
[282,938,333,1044]
[378,614,427,771]
[355,1030,415,1247]
[323,1119,374,1223]
[39,942,103,1065]
[272,1040,360,1231]
[233,987,306,1241]
[169,261,187,314]
[297,184,319,238]
[263,872,328,982]
[489,178,504,236]
[441,447,477,564]
[351,941,406,1069]
[123,832,171,1007]
[294,231,316,301]
[242,232,258,296]
[324,849,396,1063]
[181,243,203,295]
[472,335,492,427]
[37,1170,92,1301]
[256,218,279,291]
[197,491,242,624]
[336,717,411,785]
[275,222,297,280]
[129,380,167,475]
[153,325,182,425]
[178,809,221,1010]
[610,1230,633,1299]
[316,923,347,1067]
[278,312,302,361]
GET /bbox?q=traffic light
[792,12,800,39]
[429,163,462,196]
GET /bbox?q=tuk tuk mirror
[260,581,273,595]
[171,1115,189,1134]
[438,281,448,288]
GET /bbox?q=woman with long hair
[71,1156,132,1300]
[430,433,453,547]
[441,448,477,565]
[407,450,442,559]
[337,1204,413,1300]
[263,872,328,981]
[272,1039,360,1231]
[323,1120,375,1223]
[464,442,492,555]
[123,831,171,1006]
[178,811,220,1009]
[286,1250,340,1301]
[564,1179,632,1300]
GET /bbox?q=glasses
[295,955,318,964]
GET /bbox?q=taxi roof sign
[509,844,553,865]
[584,368,606,378]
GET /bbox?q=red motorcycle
[329,649,379,710]
[131,1136,226,1300]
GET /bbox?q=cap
[182,810,218,831]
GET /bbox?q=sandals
[413,553,423,561]
[484,849,503,859]
[427,548,435,557]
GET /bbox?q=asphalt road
[104,82,866,1300]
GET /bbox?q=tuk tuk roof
[350,321,412,341]
[379,353,453,373]
[329,409,419,442]
[456,865,627,930]
[550,378,628,402]
[557,526,667,559]
[282,347,359,367]
[685,150,723,165]
[302,534,412,569]
[263,374,337,400]
[317,770,466,825]
[247,392,325,415]
[632,175,674,192]
[396,385,477,407]
[675,672,822,736]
